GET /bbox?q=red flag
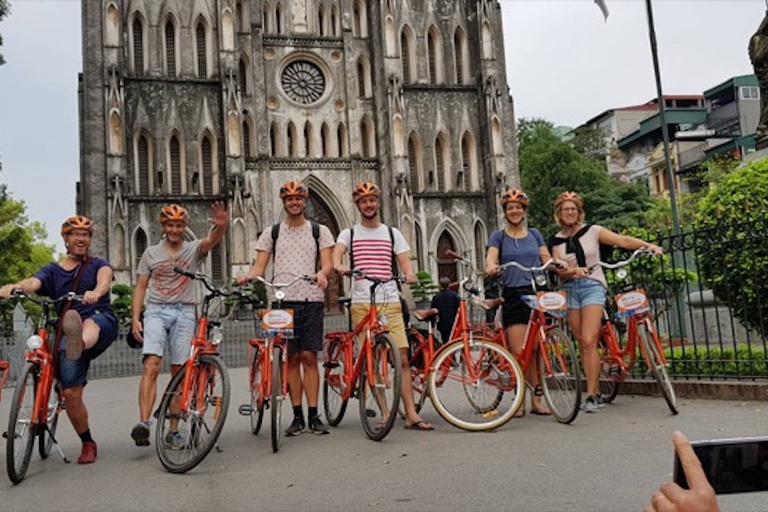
[595,0,609,21]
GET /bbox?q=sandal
[531,385,552,415]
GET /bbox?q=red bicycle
[238,274,314,453]
[483,259,583,424]
[593,248,678,414]
[322,270,403,441]
[4,290,78,484]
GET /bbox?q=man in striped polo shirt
[333,182,433,431]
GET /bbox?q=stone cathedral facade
[78,0,519,308]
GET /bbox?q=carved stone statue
[749,11,768,150]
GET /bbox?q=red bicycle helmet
[352,181,381,202]
[279,180,309,199]
[61,215,94,236]
[500,188,529,207]
[158,203,190,224]
[554,191,584,210]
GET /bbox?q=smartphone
[674,436,768,495]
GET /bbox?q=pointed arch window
[196,19,208,78]
[337,122,348,157]
[304,122,312,157]
[401,28,414,85]
[454,28,466,85]
[135,228,147,272]
[210,244,224,283]
[169,133,182,194]
[164,18,177,77]
[434,135,447,191]
[414,222,424,271]
[427,27,441,85]
[263,2,272,33]
[321,122,331,157]
[238,58,247,95]
[131,15,145,75]
[352,1,367,37]
[242,119,252,157]
[318,5,326,36]
[360,117,376,158]
[106,4,120,47]
[287,122,298,157]
[275,3,283,34]
[474,222,485,271]
[270,122,279,156]
[408,133,423,192]
[136,132,151,195]
[330,6,339,36]
[436,231,458,282]
[201,134,213,194]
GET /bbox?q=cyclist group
[0,179,662,464]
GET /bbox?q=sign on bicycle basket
[260,309,294,338]
[615,290,649,315]
[536,291,567,316]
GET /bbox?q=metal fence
[613,215,768,381]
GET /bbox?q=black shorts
[281,302,324,355]
[501,287,533,327]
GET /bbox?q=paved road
[0,368,765,511]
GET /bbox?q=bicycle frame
[599,300,667,379]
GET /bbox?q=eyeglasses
[561,207,579,213]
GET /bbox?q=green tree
[694,158,768,336]
[0,186,56,332]
[0,0,9,66]
[517,118,651,237]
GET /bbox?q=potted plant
[410,271,439,308]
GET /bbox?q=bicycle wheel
[156,355,231,473]
[598,326,621,403]
[358,334,401,441]
[270,347,283,453]
[322,336,348,426]
[39,384,61,459]
[428,340,524,431]
[249,347,265,435]
[539,328,582,424]
[7,362,38,484]
[638,323,678,414]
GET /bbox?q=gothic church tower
[79,0,519,303]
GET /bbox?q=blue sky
[0,0,763,254]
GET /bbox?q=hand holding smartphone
[646,431,719,512]
[674,434,768,495]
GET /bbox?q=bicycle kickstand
[44,424,71,464]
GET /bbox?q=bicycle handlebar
[4,290,83,305]
[498,258,562,274]
[590,247,653,271]
[253,274,316,291]
[344,269,407,285]
[173,266,254,300]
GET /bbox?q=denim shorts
[562,278,607,309]
[58,311,118,389]
[142,303,196,365]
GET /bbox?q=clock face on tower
[280,60,326,105]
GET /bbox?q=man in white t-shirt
[333,182,434,431]
[239,180,334,435]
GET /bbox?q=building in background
[77,0,520,309]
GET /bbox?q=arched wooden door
[436,231,458,283]
[306,191,343,312]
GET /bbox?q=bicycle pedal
[323,362,340,369]
[1,431,7,439]
[482,410,499,418]
[238,404,253,416]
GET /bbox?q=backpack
[547,224,614,267]
[349,224,400,289]
[271,220,321,272]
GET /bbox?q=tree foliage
[0,186,55,332]
[0,0,9,66]
[694,158,768,336]
[517,118,651,237]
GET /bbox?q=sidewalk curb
[620,379,768,401]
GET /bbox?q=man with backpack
[239,180,334,435]
[332,182,433,431]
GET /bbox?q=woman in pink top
[549,191,662,413]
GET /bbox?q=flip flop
[531,406,553,416]
[404,420,434,431]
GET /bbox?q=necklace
[504,227,526,248]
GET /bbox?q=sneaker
[285,417,305,437]
[581,395,600,413]
[308,416,330,435]
[164,431,185,451]
[131,422,151,447]
[62,310,84,361]
[77,440,97,464]
[595,394,607,408]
